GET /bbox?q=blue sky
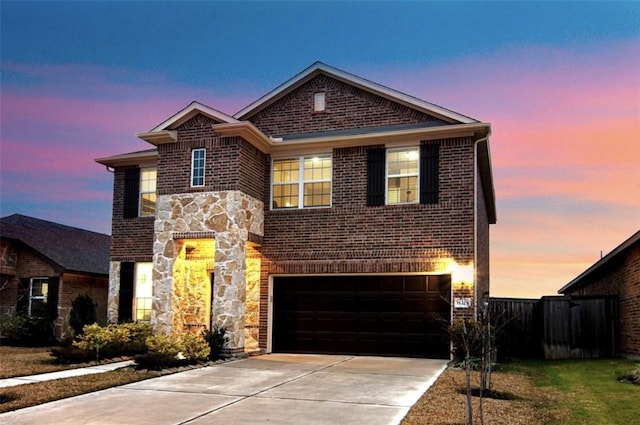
[1,1,639,297]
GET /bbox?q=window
[191,148,206,187]
[272,155,332,209]
[367,143,439,206]
[387,147,419,204]
[134,263,153,322]
[139,168,157,216]
[28,277,48,316]
[313,92,325,112]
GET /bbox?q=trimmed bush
[68,294,97,336]
[203,325,228,360]
[72,322,153,360]
[135,332,210,370]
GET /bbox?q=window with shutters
[134,263,153,322]
[139,168,157,216]
[28,277,48,316]
[367,143,439,207]
[272,155,332,209]
[386,147,419,204]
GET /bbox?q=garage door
[272,275,451,358]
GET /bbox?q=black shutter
[420,142,439,204]
[118,262,134,323]
[123,168,140,218]
[367,148,385,206]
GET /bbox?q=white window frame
[191,148,206,187]
[271,155,332,209]
[313,92,326,112]
[28,277,48,316]
[139,167,157,216]
[386,147,420,205]
[134,263,153,323]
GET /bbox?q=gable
[245,74,449,138]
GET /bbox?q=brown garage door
[273,275,451,358]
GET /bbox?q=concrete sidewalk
[0,354,447,425]
[0,360,135,388]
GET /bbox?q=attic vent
[314,92,325,112]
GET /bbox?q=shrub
[68,294,97,336]
[180,332,210,361]
[135,332,210,370]
[0,304,55,346]
[203,325,228,360]
[50,345,91,363]
[72,322,153,360]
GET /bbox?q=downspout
[473,135,489,319]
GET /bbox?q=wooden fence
[489,296,619,360]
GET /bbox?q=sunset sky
[1,2,638,298]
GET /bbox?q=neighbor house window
[191,148,206,187]
[272,155,332,209]
[134,263,153,322]
[28,277,48,316]
[314,92,326,112]
[139,168,157,216]
[386,147,419,204]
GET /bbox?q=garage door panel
[273,275,451,358]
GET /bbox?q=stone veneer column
[152,191,263,350]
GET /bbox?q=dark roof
[0,214,110,275]
[558,230,640,294]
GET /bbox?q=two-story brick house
[96,62,496,359]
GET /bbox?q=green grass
[511,358,640,425]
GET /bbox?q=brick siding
[565,242,640,359]
[247,74,448,137]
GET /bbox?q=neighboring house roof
[0,214,111,275]
[558,230,640,294]
[234,61,479,124]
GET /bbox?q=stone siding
[152,191,263,351]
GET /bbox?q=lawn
[0,346,157,414]
[402,358,639,425]
[0,346,75,379]
[527,358,640,425]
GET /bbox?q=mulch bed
[401,367,567,425]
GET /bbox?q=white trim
[271,155,332,210]
[150,101,239,132]
[234,62,478,124]
[191,148,206,187]
[28,277,49,317]
[385,146,420,205]
[139,167,157,217]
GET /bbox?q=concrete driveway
[1,354,447,425]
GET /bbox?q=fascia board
[149,101,239,132]
[95,151,158,167]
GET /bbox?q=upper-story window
[139,168,157,216]
[313,92,325,112]
[272,155,332,209]
[191,148,206,187]
[387,147,419,204]
[367,143,439,207]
